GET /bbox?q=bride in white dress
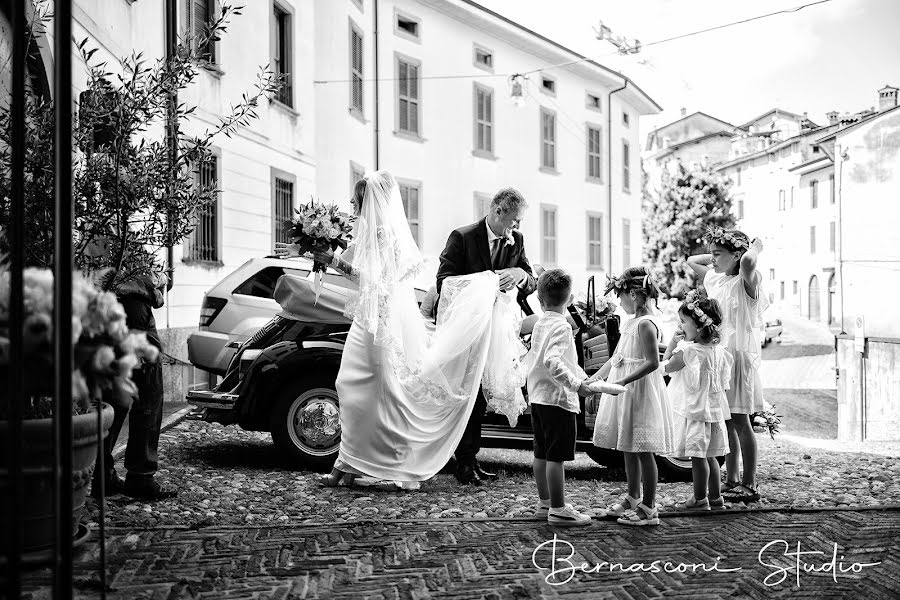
[290,171,520,490]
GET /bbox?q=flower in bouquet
[751,401,782,440]
[283,199,355,273]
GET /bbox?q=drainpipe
[607,79,627,272]
[165,0,177,297]
[373,0,380,170]
[836,144,846,335]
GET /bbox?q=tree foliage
[641,162,736,298]
[0,2,281,291]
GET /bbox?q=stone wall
[158,326,214,404]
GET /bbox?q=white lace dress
[668,341,732,458]
[704,270,768,415]
[592,315,674,454]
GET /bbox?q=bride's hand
[312,248,335,265]
[274,242,302,258]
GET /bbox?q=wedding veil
[344,170,502,410]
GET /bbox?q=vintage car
[186,269,700,480]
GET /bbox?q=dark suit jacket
[436,218,537,299]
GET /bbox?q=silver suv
[187,257,355,375]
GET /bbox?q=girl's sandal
[600,494,641,518]
[722,483,760,503]
[617,503,660,526]
[722,481,739,492]
[679,497,710,511]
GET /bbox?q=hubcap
[287,388,340,456]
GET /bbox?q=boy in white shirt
[527,269,612,526]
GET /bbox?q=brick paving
[19,508,900,599]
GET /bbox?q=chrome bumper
[186,389,239,410]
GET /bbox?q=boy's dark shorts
[531,403,577,462]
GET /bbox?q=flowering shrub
[283,200,355,272]
[0,267,158,419]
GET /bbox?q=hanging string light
[509,74,526,107]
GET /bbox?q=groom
[436,187,537,485]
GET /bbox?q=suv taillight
[199,296,227,328]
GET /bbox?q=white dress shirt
[526,311,587,413]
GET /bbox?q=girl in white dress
[592,267,674,526]
[687,227,767,503]
[663,292,733,511]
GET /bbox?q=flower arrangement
[0,266,159,419]
[575,296,617,321]
[702,225,749,252]
[751,401,782,439]
[283,199,355,272]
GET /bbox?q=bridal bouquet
[283,199,354,273]
[751,401,782,439]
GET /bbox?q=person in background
[91,272,177,501]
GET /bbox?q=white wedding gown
[334,272,525,485]
[292,171,527,487]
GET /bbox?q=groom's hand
[497,267,527,291]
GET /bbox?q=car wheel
[584,446,624,468]
[270,376,340,470]
[655,454,726,481]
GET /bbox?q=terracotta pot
[0,403,114,553]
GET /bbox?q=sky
[475,0,900,141]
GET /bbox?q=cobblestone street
[21,508,900,599]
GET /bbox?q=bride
[277,170,522,490]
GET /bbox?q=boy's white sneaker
[547,504,592,527]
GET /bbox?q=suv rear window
[233,267,310,298]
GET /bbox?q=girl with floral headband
[663,291,733,511]
[592,266,674,526]
[687,226,768,504]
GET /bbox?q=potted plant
[0,266,158,553]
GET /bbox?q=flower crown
[703,226,749,252]
[682,289,715,327]
[604,272,654,296]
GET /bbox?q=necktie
[491,238,500,269]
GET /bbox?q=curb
[112,405,193,460]
[92,504,900,533]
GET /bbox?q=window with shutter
[587,126,602,180]
[474,84,493,155]
[622,218,631,266]
[622,140,631,193]
[587,213,603,268]
[399,182,421,245]
[541,205,558,264]
[397,57,420,135]
[350,24,364,114]
[188,0,216,64]
[273,4,292,106]
[540,108,556,170]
